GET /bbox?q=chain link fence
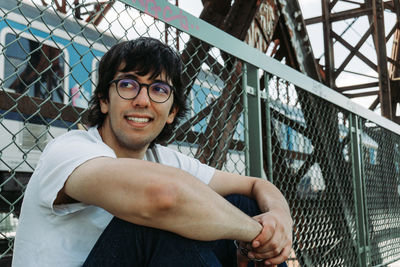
[0,0,400,266]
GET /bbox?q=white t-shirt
[12,127,215,267]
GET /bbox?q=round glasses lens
[149,82,172,102]
[117,79,139,99]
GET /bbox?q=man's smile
[126,116,152,123]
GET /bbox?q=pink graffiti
[163,7,189,31]
[132,0,196,31]
[131,0,162,19]
[71,84,80,106]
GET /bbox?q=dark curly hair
[87,37,188,146]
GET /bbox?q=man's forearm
[149,177,264,242]
[66,157,262,242]
[252,178,291,217]
[124,164,264,242]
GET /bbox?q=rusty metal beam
[337,81,379,92]
[304,0,398,122]
[85,1,115,26]
[39,0,114,26]
[383,0,396,11]
[373,0,393,119]
[333,31,378,71]
[55,0,67,13]
[93,2,114,26]
[389,3,400,76]
[344,90,380,98]
[387,56,400,70]
[305,7,372,25]
[322,0,335,88]
[278,0,322,81]
[306,1,395,25]
[386,24,397,42]
[329,0,340,10]
[74,0,81,19]
[390,0,400,116]
[223,0,262,40]
[41,0,67,13]
[369,96,380,110]
[333,27,374,80]
[184,0,262,168]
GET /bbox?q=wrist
[237,218,262,243]
[269,205,292,222]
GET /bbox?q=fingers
[251,246,289,266]
[248,213,292,263]
[237,241,289,266]
[249,232,285,259]
[236,211,292,266]
[251,217,276,249]
[261,245,291,266]
[249,234,290,261]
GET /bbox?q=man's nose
[132,85,151,107]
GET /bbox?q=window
[4,33,65,103]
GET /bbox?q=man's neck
[97,126,148,159]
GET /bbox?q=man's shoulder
[42,127,105,156]
[52,127,98,144]
[153,144,189,160]
[152,144,215,184]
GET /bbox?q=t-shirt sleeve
[34,130,116,215]
[154,145,215,184]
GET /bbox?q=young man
[13,37,292,267]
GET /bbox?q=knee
[225,194,260,217]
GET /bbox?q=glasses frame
[109,78,174,103]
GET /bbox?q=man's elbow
[142,182,180,217]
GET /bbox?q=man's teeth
[127,117,150,123]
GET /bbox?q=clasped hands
[236,211,292,267]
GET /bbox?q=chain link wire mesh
[360,118,400,266]
[265,76,359,266]
[0,0,399,266]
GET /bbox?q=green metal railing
[0,0,400,266]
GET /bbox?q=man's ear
[99,96,109,114]
[166,105,178,124]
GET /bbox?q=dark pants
[83,195,288,267]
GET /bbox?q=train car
[0,3,122,251]
[0,1,120,261]
[0,0,118,176]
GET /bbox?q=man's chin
[117,136,152,152]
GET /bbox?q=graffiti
[246,2,276,52]
[131,0,198,31]
[71,84,80,107]
[71,84,90,108]
[163,7,189,30]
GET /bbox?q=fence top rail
[121,0,400,135]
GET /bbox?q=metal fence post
[242,63,250,176]
[350,113,371,267]
[243,63,264,178]
[263,72,273,183]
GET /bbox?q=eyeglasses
[109,78,174,103]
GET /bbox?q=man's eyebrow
[153,79,170,84]
[114,73,170,84]
[115,73,138,79]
